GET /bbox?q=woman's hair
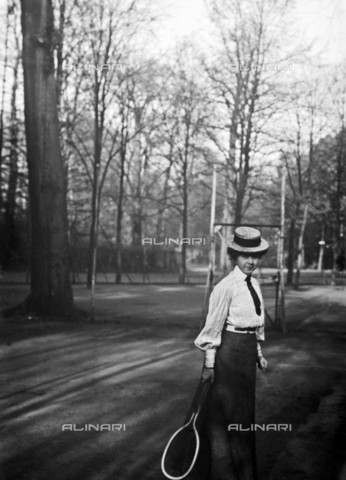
[227,247,266,261]
[227,247,241,261]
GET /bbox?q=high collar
[233,265,248,281]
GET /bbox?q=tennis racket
[161,377,212,480]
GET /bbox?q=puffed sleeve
[194,279,233,367]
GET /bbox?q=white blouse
[195,265,265,367]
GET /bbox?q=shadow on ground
[1,283,346,480]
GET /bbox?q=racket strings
[164,423,198,475]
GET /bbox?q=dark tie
[245,275,261,316]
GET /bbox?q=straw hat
[225,226,269,253]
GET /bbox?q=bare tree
[3,40,21,267]
[111,60,162,282]
[154,48,208,283]
[326,64,346,282]
[59,0,158,287]
[281,72,328,287]
[204,0,301,230]
[0,0,13,216]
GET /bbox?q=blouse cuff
[205,349,216,368]
[257,342,263,357]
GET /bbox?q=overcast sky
[154,0,346,65]
[0,0,344,69]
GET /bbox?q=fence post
[202,165,217,329]
[279,171,286,333]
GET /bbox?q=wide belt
[226,325,257,334]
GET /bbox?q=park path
[1,283,346,479]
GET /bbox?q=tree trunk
[219,176,232,274]
[234,167,249,224]
[178,140,189,284]
[178,168,188,284]
[131,111,143,247]
[86,124,101,289]
[234,180,245,225]
[317,242,325,272]
[233,68,258,225]
[286,218,295,285]
[331,237,338,287]
[115,139,126,284]
[20,0,74,316]
[132,156,142,247]
[156,156,173,238]
[219,106,237,271]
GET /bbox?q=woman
[195,226,269,480]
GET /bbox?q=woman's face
[235,254,260,275]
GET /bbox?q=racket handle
[190,377,212,415]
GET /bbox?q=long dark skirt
[206,331,258,480]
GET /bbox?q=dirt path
[1,284,346,480]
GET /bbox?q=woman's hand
[257,356,268,371]
[202,366,215,383]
